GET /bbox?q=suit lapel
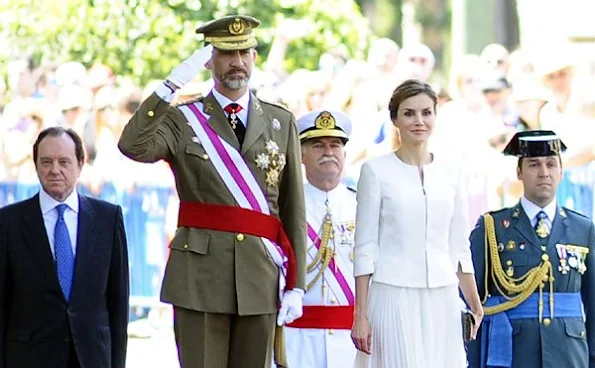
[202,93,240,150]
[511,203,542,251]
[546,206,569,249]
[241,94,266,154]
[72,195,98,293]
[20,195,60,286]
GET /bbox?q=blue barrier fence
[1,169,593,306]
[0,181,175,307]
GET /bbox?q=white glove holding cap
[276,288,304,326]
[166,44,213,88]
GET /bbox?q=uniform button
[328,329,334,335]
[580,331,586,338]
[330,298,337,304]
[542,254,549,262]
[543,318,551,326]
[236,233,245,242]
[506,260,513,266]
[183,244,188,249]
[147,110,155,117]
[202,154,209,160]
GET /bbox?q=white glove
[276,288,304,326]
[166,44,213,88]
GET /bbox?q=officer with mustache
[283,109,358,367]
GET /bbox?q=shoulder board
[563,207,590,219]
[258,98,291,113]
[172,95,203,108]
[485,207,508,216]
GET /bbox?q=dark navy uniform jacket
[467,202,595,368]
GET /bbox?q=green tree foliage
[0,0,371,86]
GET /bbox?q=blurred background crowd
[2,0,595,352]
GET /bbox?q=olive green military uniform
[118,15,306,368]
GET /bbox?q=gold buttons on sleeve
[148,110,155,117]
[328,329,334,335]
[202,154,209,160]
[236,233,245,242]
[543,318,551,326]
[183,244,188,249]
[330,298,337,304]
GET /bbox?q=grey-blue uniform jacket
[467,203,595,368]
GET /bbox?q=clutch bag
[462,310,475,342]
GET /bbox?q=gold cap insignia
[315,111,336,130]
[229,18,245,35]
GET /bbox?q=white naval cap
[297,109,352,143]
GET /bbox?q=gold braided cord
[482,214,555,320]
[306,214,334,291]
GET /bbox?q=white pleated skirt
[354,282,466,368]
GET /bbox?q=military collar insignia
[204,101,214,114]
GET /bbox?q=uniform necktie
[224,103,246,146]
[55,204,75,301]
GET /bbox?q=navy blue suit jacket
[467,203,595,368]
[0,194,129,368]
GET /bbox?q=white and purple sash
[177,102,287,294]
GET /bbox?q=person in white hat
[283,109,358,368]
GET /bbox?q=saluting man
[118,15,307,368]
[284,109,358,367]
[467,130,595,368]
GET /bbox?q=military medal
[506,240,516,251]
[501,219,510,228]
[229,112,238,129]
[556,244,569,274]
[566,245,589,274]
[498,243,504,252]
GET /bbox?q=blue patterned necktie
[55,204,74,301]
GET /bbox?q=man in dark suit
[467,130,595,368]
[0,127,129,368]
[118,14,306,368]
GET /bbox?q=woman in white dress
[351,79,484,368]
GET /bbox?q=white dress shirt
[39,189,79,257]
[354,152,474,288]
[211,88,250,127]
[520,196,557,231]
